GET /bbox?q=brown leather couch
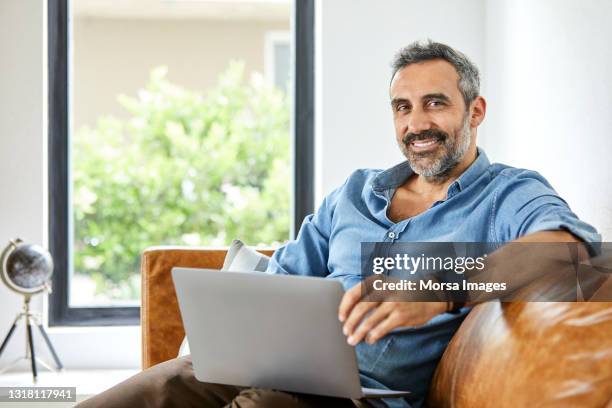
[141,247,612,407]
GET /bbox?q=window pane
[70,0,292,306]
[274,43,291,92]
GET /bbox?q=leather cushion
[428,300,612,407]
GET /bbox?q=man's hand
[338,282,448,346]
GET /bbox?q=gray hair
[391,40,480,108]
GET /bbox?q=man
[78,40,599,408]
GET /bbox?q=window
[48,0,314,325]
[265,31,291,93]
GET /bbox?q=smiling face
[390,59,478,179]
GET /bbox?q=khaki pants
[76,356,376,408]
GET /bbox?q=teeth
[412,139,437,147]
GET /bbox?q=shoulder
[488,164,556,192]
[321,168,383,208]
[345,168,384,187]
[487,164,567,209]
[340,168,387,197]
[496,165,549,182]
[327,168,384,194]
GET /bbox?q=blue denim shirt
[265,148,600,408]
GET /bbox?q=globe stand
[0,295,63,383]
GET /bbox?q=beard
[398,114,472,179]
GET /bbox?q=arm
[340,171,600,345]
[266,183,345,278]
[460,229,589,305]
[338,230,588,346]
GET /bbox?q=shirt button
[387,231,396,239]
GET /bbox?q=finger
[348,302,394,346]
[338,282,362,322]
[343,300,380,339]
[365,311,404,344]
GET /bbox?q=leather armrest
[140,246,273,369]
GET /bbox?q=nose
[405,109,432,135]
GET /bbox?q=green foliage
[73,62,290,300]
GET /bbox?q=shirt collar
[372,147,490,197]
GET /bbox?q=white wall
[481,0,612,239]
[315,0,486,202]
[0,0,47,370]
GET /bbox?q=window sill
[0,367,139,400]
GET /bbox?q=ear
[469,96,486,128]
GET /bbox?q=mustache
[402,129,448,145]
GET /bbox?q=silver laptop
[172,267,411,399]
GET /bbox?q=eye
[396,104,410,112]
[427,100,445,108]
